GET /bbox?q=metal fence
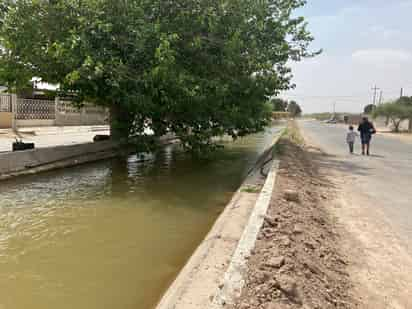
[16,99,56,120]
[0,95,108,126]
[0,94,12,112]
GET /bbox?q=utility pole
[372,85,380,106]
[378,90,383,105]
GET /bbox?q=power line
[283,88,412,101]
[285,95,364,98]
[284,86,412,98]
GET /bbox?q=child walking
[346,126,358,154]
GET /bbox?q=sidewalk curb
[212,159,279,307]
[18,125,109,136]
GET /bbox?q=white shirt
[346,131,358,143]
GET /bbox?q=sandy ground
[230,129,358,309]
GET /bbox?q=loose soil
[230,133,358,309]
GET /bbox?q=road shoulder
[229,124,358,309]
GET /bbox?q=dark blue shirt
[358,121,375,136]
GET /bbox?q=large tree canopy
[0,0,317,151]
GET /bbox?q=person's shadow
[368,154,385,158]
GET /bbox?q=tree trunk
[409,117,412,133]
[110,104,132,142]
[393,119,401,133]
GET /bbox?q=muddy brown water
[0,127,280,309]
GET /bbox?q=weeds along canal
[0,126,281,309]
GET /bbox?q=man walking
[358,117,376,156]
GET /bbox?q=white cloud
[352,49,412,64]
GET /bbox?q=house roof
[32,78,59,91]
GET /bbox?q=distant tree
[373,102,412,132]
[397,96,412,106]
[397,96,412,132]
[271,98,288,112]
[287,100,302,117]
[364,104,376,114]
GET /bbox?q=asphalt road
[301,120,412,251]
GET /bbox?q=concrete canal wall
[156,131,283,309]
[0,141,118,180]
[0,134,178,181]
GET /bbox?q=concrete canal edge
[211,159,279,308]
[0,135,178,181]
[156,131,283,309]
[0,141,118,181]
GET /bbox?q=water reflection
[0,126,279,309]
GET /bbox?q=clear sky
[283,0,412,114]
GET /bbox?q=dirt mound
[231,136,358,309]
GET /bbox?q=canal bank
[156,130,283,309]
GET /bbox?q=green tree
[397,96,412,132]
[287,100,302,117]
[364,104,376,114]
[0,1,11,26]
[271,98,288,112]
[398,96,412,106]
[0,0,317,152]
[373,102,412,132]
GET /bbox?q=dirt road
[300,120,412,308]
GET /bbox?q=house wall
[0,112,13,128]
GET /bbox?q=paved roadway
[301,120,412,251]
